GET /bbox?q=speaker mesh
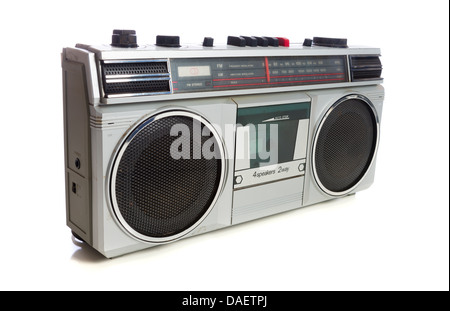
[314,98,377,194]
[104,79,170,95]
[113,115,222,238]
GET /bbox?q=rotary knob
[111,29,138,48]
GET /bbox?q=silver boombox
[62,31,384,257]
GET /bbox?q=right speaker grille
[313,96,378,195]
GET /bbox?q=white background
[0,0,448,291]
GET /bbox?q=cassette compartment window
[234,102,310,189]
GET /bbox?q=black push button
[303,38,313,47]
[203,37,214,47]
[227,36,246,47]
[240,36,258,47]
[254,36,269,47]
[263,37,279,47]
[111,29,138,48]
[156,35,181,47]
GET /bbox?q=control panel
[78,30,382,101]
[171,56,347,93]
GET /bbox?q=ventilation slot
[350,56,382,81]
[104,79,171,95]
[101,60,171,98]
[103,62,168,77]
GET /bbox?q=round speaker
[110,110,225,243]
[312,95,379,196]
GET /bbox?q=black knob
[227,36,246,47]
[111,29,138,48]
[156,35,181,47]
[313,37,348,48]
[203,37,214,47]
[303,38,313,47]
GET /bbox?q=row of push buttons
[111,30,348,49]
[226,36,290,47]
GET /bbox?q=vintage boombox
[62,31,384,258]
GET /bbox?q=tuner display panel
[171,56,348,93]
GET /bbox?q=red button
[276,37,290,47]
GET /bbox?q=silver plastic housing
[62,42,384,257]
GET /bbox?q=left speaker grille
[111,114,222,240]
